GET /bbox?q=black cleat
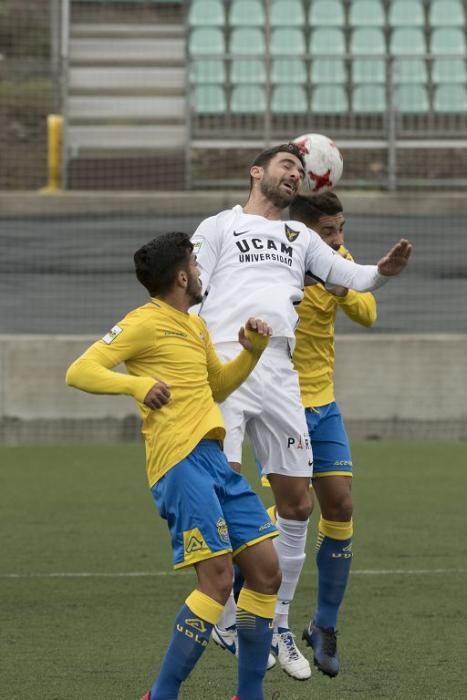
[302,622,339,678]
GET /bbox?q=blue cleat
[302,622,339,678]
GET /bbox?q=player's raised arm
[205,317,272,404]
[305,229,412,293]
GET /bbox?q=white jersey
[192,205,386,344]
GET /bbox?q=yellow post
[41,114,63,193]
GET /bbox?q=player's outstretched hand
[377,239,412,276]
[144,381,171,409]
[238,318,273,352]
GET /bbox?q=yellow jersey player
[291,192,377,678]
[65,231,282,700]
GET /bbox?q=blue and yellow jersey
[293,246,377,408]
[66,298,267,487]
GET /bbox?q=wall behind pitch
[0,335,466,443]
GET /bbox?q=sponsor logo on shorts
[216,517,229,544]
[184,529,207,555]
[102,324,123,344]
[286,434,311,450]
[259,520,273,531]
[333,460,352,467]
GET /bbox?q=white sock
[217,590,237,630]
[273,516,308,631]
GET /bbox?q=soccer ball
[293,133,343,193]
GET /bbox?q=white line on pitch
[1,568,466,579]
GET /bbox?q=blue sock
[150,602,213,700]
[235,590,276,700]
[315,533,352,630]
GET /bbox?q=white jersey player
[192,143,412,680]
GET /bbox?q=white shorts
[216,338,313,478]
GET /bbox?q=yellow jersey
[293,246,377,408]
[66,298,267,487]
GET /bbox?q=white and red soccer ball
[293,133,343,193]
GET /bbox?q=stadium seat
[350,28,385,55]
[395,84,429,113]
[310,29,346,56]
[393,58,428,84]
[311,59,346,85]
[352,84,386,112]
[272,59,308,84]
[429,0,465,28]
[192,85,226,114]
[271,0,305,27]
[352,59,385,84]
[189,27,225,56]
[390,28,427,56]
[433,83,467,112]
[231,85,266,113]
[431,28,466,55]
[272,85,308,113]
[311,85,348,113]
[229,0,264,27]
[190,59,225,84]
[230,28,265,55]
[388,0,425,27]
[271,28,306,56]
[231,59,266,84]
[432,58,467,84]
[309,0,345,27]
[349,0,385,28]
[188,0,225,27]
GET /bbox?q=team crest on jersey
[102,324,123,344]
[192,241,202,255]
[285,224,300,242]
[216,517,229,544]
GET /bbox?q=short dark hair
[249,143,305,187]
[289,191,343,227]
[134,231,193,296]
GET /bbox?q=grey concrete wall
[0,335,465,443]
[3,190,467,218]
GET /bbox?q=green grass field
[1,441,466,700]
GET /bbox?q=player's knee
[245,561,282,595]
[322,494,353,522]
[279,498,313,521]
[214,568,234,603]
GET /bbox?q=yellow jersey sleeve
[204,322,269,404]
[293,245,377,408]
[65,310,157,403]
[334,247,377,327]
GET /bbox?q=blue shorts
[152,439,277,569]
[305,401,352,478]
